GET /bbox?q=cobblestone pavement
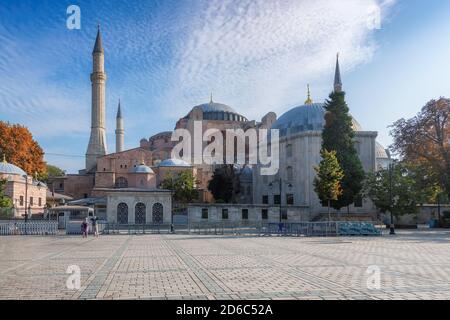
[1,230,450,300]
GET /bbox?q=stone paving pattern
[1,230,450,300]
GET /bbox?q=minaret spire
[334,53,342,93]
[304,84,313,105]
[210,92,213,103]
[115,99,124,153]
[86,25,107,171]
[93,24,104,54]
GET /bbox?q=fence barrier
[102,223,172,235]
[185,221,382,237]
[0,220,58,236]
[0,220,382,237]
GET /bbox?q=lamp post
[388,163,395,235]
[269,178,293,223]
[22,174,29,235]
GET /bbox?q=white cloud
[0,0,396,172]
[158,0,396,118]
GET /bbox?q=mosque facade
[51,28,391,223]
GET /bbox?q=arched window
[152,203,163,224]
[115,177,128,188]
[117,203,128,224]
[286,144,293,158]
[135,203,146,224]
[287,166,293,182]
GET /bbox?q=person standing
[81,219,88,238]
[91,216,99,237]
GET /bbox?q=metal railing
[102,223,172,235]
[0,221,58,236]
[185,221,382,237]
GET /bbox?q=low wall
[188,204,311,223]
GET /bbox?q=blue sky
[1,0,450,173]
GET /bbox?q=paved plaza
[1,230,450,300]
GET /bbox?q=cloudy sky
[1,0,450,173]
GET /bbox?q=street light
[388,163,395,235]
[268,178,293,223]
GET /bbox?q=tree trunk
[328,200,331,222]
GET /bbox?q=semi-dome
[0,157,26,176]
[186,101,248,122]
[132,164,154,174]
[271,102,362,137]
[158,158,191,167]
[375,142,390,159]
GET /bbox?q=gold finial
[1,154,6,163]
[210,92,213,103]
[140,154,145,165]
[305,84,313,105]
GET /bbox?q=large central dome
[187,101,248,122]
[271,102,362,137]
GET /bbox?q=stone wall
[106,190,172,224]
[188,204,311,223]
[1,174,47,217]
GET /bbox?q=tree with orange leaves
[390,98,450,201]
[0,121,46,177]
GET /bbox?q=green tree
[161,171,199,205]
[39,164,66,183]
[0,179,13,218]
[364,162,423,222]
[207,165,240,203]
[322,90,365,211]
[314,149,344,220]
[390,98,450,202]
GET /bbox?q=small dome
[375,142,389,159]
[0,158,26,176]
[271,103,362,137]
[158,158,191,167]
[132,164,154,174]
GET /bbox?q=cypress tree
[321,54,365,211]
[322,90,365,211]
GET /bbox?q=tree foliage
[0,178,13,209]
[161,171,199,204]
[0,121,46,176]
[390,98,450,201]
[313,149,344,210]
[207,165,241,203]
[322,91,365,210]
[364,162,427,219]
[40,164,66,183]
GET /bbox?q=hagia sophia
[1,27,393,224]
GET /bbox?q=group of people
[81,216,99,238]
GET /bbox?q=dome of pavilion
[132,163,154,174]
[0,156,26,176]
[158,158,191,167]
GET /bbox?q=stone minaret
[115,99,124,153]
[334,53,342,93]
[86,25,107,171]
